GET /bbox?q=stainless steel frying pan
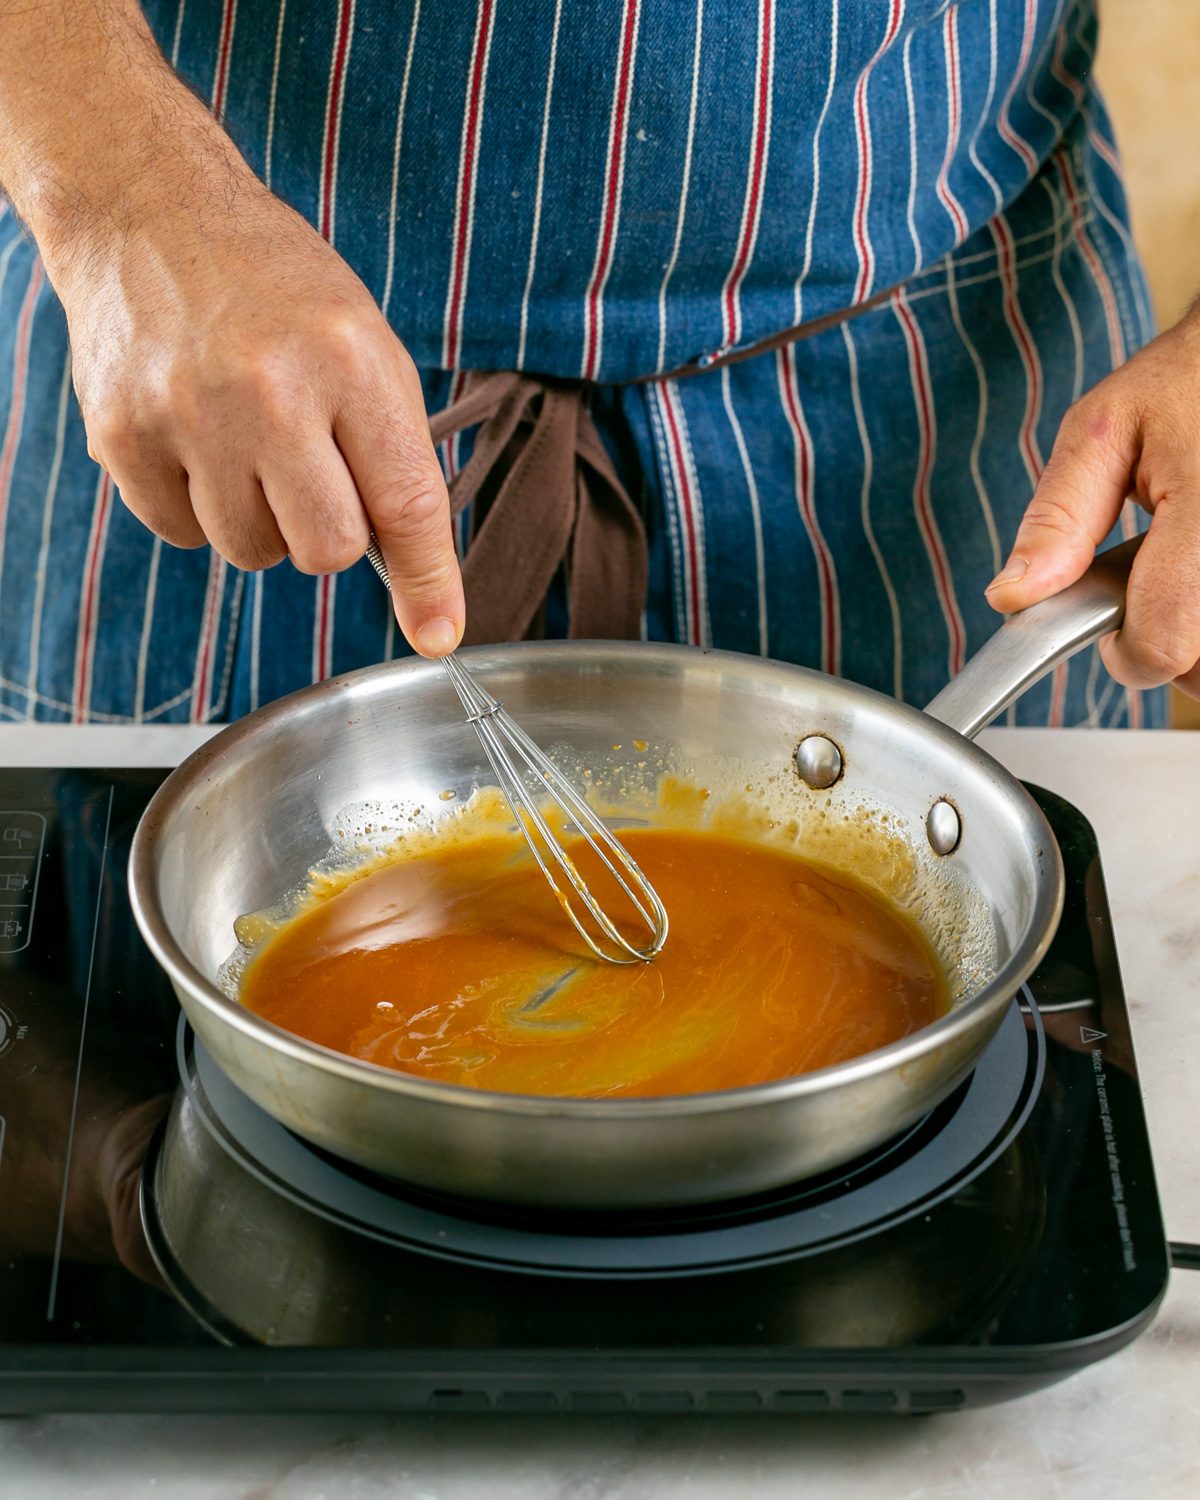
[129,539,1141,1211]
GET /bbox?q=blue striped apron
[0,0,1163,727]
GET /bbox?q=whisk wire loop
[365,540,668,965]
[441,655,667,964]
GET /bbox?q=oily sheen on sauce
[238,828,947,1099]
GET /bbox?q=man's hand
[64,182,465,657]
[0,0,463,658]
[986,311,1200,701]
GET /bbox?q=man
[0,0,1195,725]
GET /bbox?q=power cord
[1169,1241,1200,1271]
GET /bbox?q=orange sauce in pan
[239,827,947,1098]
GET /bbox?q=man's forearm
[0,1,254,286]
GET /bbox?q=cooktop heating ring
[172,992,1044,1279]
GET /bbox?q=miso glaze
[239,829,947,1098]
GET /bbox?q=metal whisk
[365,540,668,965]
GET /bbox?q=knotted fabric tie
[427,372,646,644]
[427,284,897,643]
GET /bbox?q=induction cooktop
[0,767,1179,1414]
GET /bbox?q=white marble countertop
[0,725,1197,1498]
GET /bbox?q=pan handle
[923,535,1144,740]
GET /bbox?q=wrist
[34,117,269,299]
[1,11,263,294]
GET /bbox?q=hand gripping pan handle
[923,535,1144,740]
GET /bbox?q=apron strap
[422,282,897,642]
[428,372,645,642]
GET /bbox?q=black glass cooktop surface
[0,768,1169,1415]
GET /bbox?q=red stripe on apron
[721,0,774,347]
[997,0,1039,175]
[659,383,704,648]
[851,0,904,305]
[892,288,966,678]
[990,214,1044,485]
[937,6,968,245]
[212,0,239,120]
[778,347,840,676]
[0,260,43,546]
[444,0,497,370]
[582,0,641,381]
[320,0,356,244]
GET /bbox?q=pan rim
[128,640,1066,1121]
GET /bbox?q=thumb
[986,401,1138,613]
[335,398,466,658]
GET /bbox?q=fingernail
[414,617,460,658]
[986,555,1029,593]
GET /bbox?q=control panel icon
[0,811,45,954]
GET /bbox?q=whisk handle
[365,536,392,591]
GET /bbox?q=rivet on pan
[795,735,843,790]
[927,799,962,856]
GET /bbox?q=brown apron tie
[428,372,646,644]
[427,284,895,643]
